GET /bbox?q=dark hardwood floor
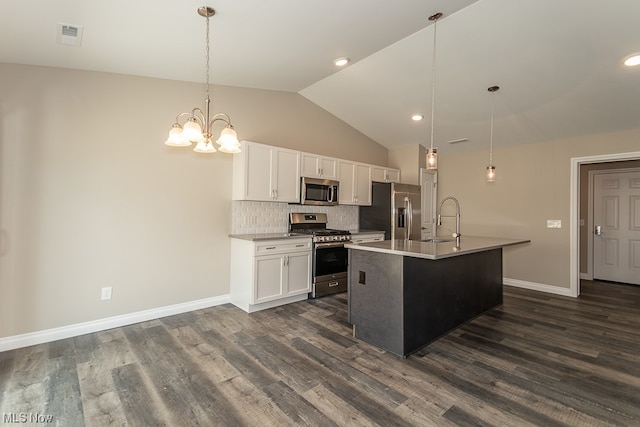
[1,280,639,426]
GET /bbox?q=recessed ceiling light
[624,54,640,67]
[334,57,350,67]
[411,114,424,121]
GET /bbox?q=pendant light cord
[429,17,438,152]
[489,92,494,165]
[487,85,499,165]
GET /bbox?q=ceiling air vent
[57,23,83,47]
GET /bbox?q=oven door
[312,241,349,297]
[313,242,348,282]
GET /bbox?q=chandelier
[165,6,240,154]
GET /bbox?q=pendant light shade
[194,140,217,153]
[426,12,442,170]
[427,148,438,169]
[486,85,499,182]
[216,125,241,153]
[181,118,205,143]
[165,124,191,147]
[164,6,240,154]
[486,165,496,182]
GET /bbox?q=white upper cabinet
[338,160,372,206]
[233,141,300,203]
[372,166,400,183]
[300,153,338,180]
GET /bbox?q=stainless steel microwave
[300,177,339,206]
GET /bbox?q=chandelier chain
[205,14,211,98]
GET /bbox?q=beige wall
[0,63,386,338]
[388,144,427,185]
[437,129,640,290]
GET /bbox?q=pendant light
[486,85,499,182]
[165,6,241,154]
[426,12,442,170]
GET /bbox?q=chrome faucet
[437,196,461,240]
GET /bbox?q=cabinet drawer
[350,233,385,243]
[255,239,311,255]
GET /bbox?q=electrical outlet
[547,220,562,229]
[359,271,366,284]
[101,287,112,300]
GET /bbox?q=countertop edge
[345,237,531,260]
[228,233,312,242]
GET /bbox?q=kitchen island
[345,236,529,357]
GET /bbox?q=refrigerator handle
[405,196,412,242]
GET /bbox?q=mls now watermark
[3,412,55,424]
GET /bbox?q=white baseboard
[0,294,231,352]
[504,278,575,297]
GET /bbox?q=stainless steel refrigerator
[359,182,421,241]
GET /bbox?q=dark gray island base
[345,237,529,357]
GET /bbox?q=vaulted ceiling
[2,0,639,154]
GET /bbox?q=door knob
[594,225,604,236]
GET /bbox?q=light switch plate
[547,220,562,229]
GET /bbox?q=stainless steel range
[289,213,350,298]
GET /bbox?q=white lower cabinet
[231,237,312,313]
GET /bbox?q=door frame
[570,151,640,297]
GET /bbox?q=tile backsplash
[231,201,359,234]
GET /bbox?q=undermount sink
[421,237,455,243]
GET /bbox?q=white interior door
[420,169,437,240]
[593,170,640,285]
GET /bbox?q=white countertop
[345,236,530,260]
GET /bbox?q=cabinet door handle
[328,281,339,287]
[265,246,276,250]
[295,244,305,247]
